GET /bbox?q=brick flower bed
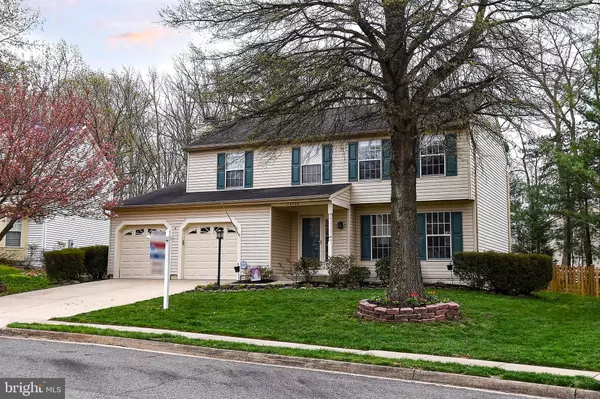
[357,300,460,323]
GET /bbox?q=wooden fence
[550,265,600,297]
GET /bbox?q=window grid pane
[420,135,445,176]
[5,231,21,247]
[359,160,381,180]
[426,212,451,260]
[302,164,322,184]
[226,170,244,188]
[371,213,391,260]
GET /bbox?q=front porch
[270,193,351,276]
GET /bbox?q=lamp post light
[216,228,224,288]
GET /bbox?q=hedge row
[44,245,108,282]
[453,251,553,295]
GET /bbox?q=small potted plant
[0,280,7,293]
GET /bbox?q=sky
[24,0,198,72]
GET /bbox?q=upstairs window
[5,220,22,248]
[426,212,451,259]
[301,145,322,184]
[225,152,245,188]
[420,135,445,176]
[358,140,381,180]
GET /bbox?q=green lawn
[57,288,600,371]
[0,265,50,296]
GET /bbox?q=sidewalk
[38,320,600,381]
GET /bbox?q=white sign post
[150,229,171,310]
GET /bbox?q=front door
[301,217,321,260]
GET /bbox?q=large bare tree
[161,0,596,301]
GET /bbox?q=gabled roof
[116,183,352,208]
[186,105,387,151]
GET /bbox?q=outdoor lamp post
[216,228,224,288]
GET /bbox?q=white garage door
[183,224,238,280]
[119,225,166,278]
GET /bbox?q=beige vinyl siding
[108,205,271,278]
[270,207,294,275]
[353,201,475,282]
[187,133,473,203]
[475,132,510,252]
[332,207,349,256]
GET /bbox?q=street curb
[1,328,598,399]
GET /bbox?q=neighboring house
[107,109,511,282]
[0,216,110,265]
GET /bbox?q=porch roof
[116,183,351,209]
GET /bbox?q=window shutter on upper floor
[217,153,225,190]
[445,133,457,176]
[291,147,301,185]
[382,139,391,180]
[322,144,332,183]
[360,215,371,261]
[418,213,426,260]
[348,142,358,182]
[244,151,253,188]
[451,212,463,255]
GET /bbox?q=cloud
[107,27,171,48]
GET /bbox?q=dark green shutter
[360,215,371,261]
[348,142,358,182]
[445,133,457,176]
[418,213,426,260]
[244,151,253,188]
[216,153,225,190]
[322,144,332,184]
[451,212,463,255]
[291,147,301,185]
[416,156,421,178]
[382,139,391,180]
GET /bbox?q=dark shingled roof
[187,105,387,150]
[118,183,351,208]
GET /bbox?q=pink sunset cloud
[107,27,172,48]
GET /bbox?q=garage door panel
[119,225,166,279]
[183,224,238,280]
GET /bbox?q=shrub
[44,248,85,282]
[81,245,109,281]
[453,251,553,295]
[375,257,390,285]
[326,255,356,286]
[283,257,321,283]
[346,265,371,288]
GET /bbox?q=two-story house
[107,109,510,282]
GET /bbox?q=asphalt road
[0,337,537,399]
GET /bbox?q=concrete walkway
[0,279,207,327]
[38,320,600,381]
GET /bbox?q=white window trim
[420,135,446,177]
[358,140,382,181]
[371,213,391,261]
[425,211,452,261]
[225,152,245,189]
[301,145,322,185]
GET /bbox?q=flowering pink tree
[0,79,122,241]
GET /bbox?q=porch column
[328,202,334,259]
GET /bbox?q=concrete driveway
[0,279,205,327]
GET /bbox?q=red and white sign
[150,230,167,275]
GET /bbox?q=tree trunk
[583,199,593,266]
[0,218,17,243]
[387,117,424,303]
[561,216,572,266]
